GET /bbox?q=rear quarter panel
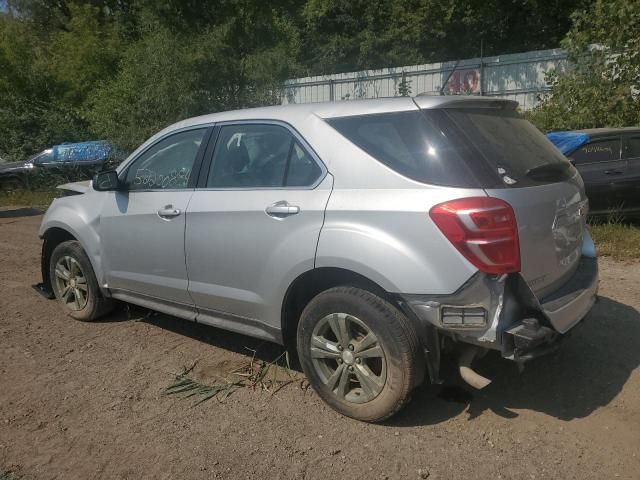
[316,187,485,295]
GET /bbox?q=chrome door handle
[604,170,622,175]
[157,205,181,218]
[265,202,300,218]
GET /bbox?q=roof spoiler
[414,95,519,111]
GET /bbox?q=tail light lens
[429,197,520,274]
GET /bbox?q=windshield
[29,149,55,164]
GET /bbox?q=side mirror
[93,170,122,191]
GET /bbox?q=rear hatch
[413,97,587,296]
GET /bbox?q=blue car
[546,128,640,216]
[0,141,113,188]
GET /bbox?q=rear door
[185,122,332,336]
[568,136,626,214]
[621,134,640,214]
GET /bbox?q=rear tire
[49,240,113,321]
[297,286,423,422]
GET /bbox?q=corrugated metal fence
[282,48,568,110]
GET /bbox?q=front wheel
[49,240,113,321]
[297,287,423,422]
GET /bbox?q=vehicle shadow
[391,296,640,426]
[137,306,287,365]
[0,207,44,218]
[116,296,639,426]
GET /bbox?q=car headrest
[226,141,250,174]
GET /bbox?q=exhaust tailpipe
[458,345,492,390]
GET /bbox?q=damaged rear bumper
[402,255,599,363]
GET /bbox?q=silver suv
[37,97,598,422]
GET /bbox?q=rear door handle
[265,202,300,218]
[604,170,622,175]
[157,205,181,218]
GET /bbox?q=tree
[0,14,86,160]
[0,2,128,160]
[528,0,640,131]
[0,0,300,157]
[87,2,300,150]
[298,0,589,75]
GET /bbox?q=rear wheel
[49,240,113,321]
[297,286,423,422]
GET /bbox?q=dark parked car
[0,141,113,188]
[546,128,640,217]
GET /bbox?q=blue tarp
[52,141,112,162]
[545,131,590,155]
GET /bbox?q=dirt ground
[1,210,639,480]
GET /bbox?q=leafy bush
[528,0,640,132]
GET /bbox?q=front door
[99,127,209,306]
[185,122,332,337]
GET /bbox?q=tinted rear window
[327,108,573,187]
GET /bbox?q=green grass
[590,221,640,260]
[0,470,21,480]
[0,189,61,208]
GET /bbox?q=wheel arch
[40,227,79,292]
[280,267,422,353]
[40,225,106,296]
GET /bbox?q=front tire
[49,240,113,321]
[297,286,423,422]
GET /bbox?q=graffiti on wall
[445,68,481,94]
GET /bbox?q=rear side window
[328,108,573,188]
[625,137,640,159]
[286,141,323,187]
[327,111,479,187]
[569,138,621,164]
[207,124,322,188]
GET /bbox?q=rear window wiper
[525,162,571,179]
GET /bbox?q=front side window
[207,124,321,188]
[569,138,621,165]
[125,128,206,190]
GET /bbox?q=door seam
[183,189,199,312]
[313,173,335,268]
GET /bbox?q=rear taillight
[429,197,520,274]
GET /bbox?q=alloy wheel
[309,313,387,404]
[53,255,88,311]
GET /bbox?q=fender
[39,194,106,287]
